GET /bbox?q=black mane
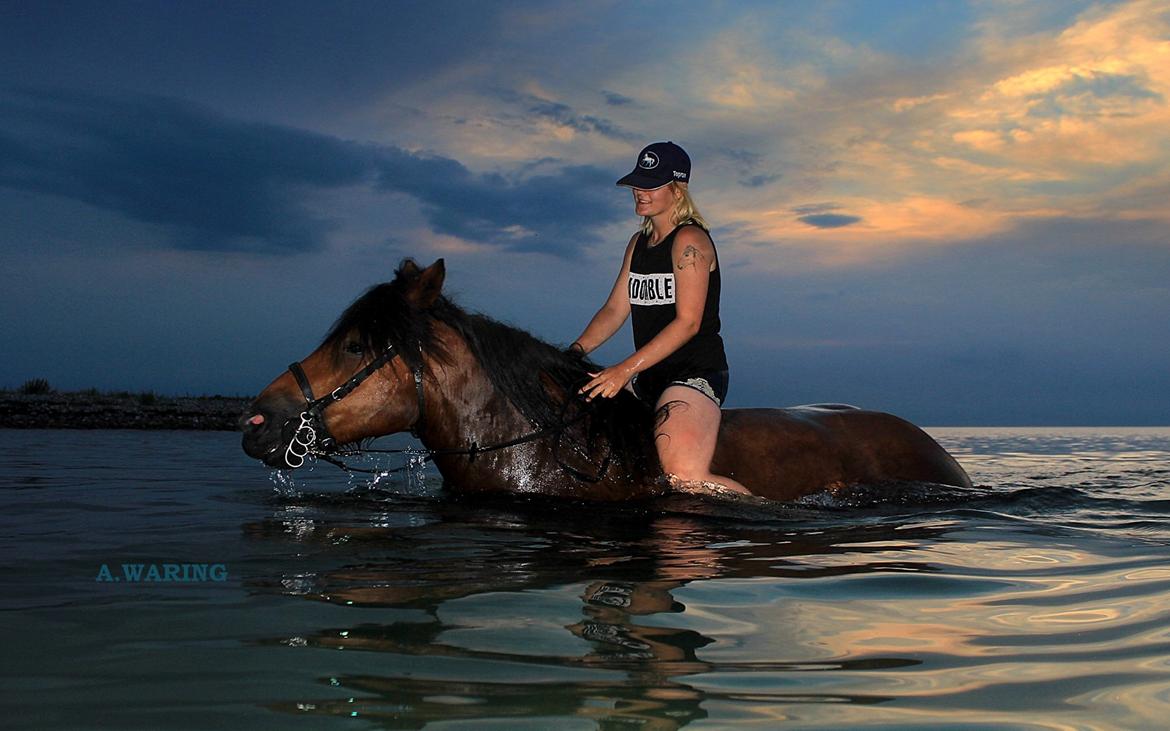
[323,269,657,482]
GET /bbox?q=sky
[1,0,1167,425]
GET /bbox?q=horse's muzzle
[240,396,303,467]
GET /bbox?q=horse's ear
[397,258,422,280]
[406,259,445,308]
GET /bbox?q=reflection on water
[246,468,1170,729]
[1,427,1169,729]
[248,504,933,728]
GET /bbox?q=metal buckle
[284,412,318,468]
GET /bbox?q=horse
[241,258,972,502]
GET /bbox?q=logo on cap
[639,151,659,169]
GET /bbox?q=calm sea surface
[2,427,1169,730]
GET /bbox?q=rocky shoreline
[0,392,251,431]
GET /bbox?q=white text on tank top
[628,272,675,306]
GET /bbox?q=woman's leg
[654,385,753,495]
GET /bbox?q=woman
[572,141,752,496]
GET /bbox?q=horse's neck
[418,326,531,450]
[417,325,643,499]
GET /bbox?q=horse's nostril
[239,411,267,433]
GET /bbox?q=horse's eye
[344,341,364,356]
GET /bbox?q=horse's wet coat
[242,259,972,502]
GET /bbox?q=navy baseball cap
[616,141,691,189]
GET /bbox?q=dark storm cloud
[0,87,372,252]
[791,203,861,228]
[718,148,780,188]
[495,89,633,141]
[799,214,862,228]
[0,87,625,256]
[602,90,634,107]
[741,173,781,188]
[0,1,506,118]
[375,152,623,255]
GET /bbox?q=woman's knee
[658,444,710,481]
[662,465,708,484]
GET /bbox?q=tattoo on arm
[677,245,705,271]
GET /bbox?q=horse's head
[241,258,447,468]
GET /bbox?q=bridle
[280,342,611,482]
[283,343,423,468]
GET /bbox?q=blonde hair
[639,182,709,235]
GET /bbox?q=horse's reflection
[247,497,931,728]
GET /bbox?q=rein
[282,345,612,482]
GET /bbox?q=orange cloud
[709,0,1170,266]
[941,0,1170,169]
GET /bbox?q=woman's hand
[579,363,636,401]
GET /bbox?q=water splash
[403,447,431,493]
[267,454,333,497]
[267,460,320,495]
[269,465,305,497]
[338,447,436,497]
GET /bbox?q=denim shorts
[631,369,729,407]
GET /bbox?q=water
[2,427,1169,730]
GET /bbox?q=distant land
[4,389,1164,431]
[0,390,249,430]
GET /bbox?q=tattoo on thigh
[654,399,689,433]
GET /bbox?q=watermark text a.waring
[95,563,228,583]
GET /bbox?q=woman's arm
[570,233,638,354]
[580,226,714,400]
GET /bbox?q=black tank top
[628,223,728,380]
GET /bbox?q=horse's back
[713,405,971,501]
